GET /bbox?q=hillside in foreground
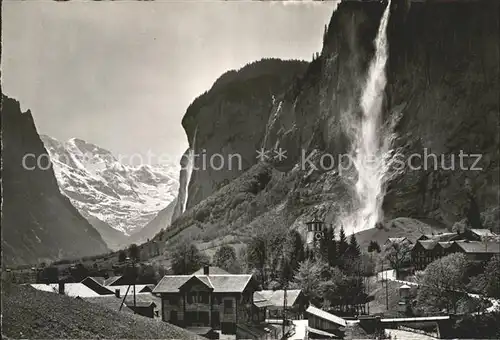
[2,283,201,339]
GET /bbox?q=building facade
[152,267,266,336]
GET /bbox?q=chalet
[411,232,499,270]
[254,289,306,320]
[152,266,265,337]
[411,240,439,270]
[306,305,347,339]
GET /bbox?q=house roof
[83,293,161,312]
[30,283,102,298]
[470,229,498,238]
[104,276,123,286]
[438,242,454,249]
[416,240,438,250]
[306,306,346,327]
[253,292,274,308]
[153,274,253,294]
[307,327,340,338]
[80,277,115,295]
[254,290,302,308]
[454,241,500,254]
[386,237,410,244]
[192,266,229,275]
[106,285,151,297]
[88,277,106,285]
[425,233,460,242]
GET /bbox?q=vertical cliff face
[383,0,499,227]
[1,95,109,266]
[160,0,498,248]
[261,0,499,230]
[174,59,308,214]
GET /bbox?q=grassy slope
[2,283,201,339]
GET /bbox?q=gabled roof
[88,276,106,285]
[416,240,438,250]
[192,266,229,275]
[80,277,115,295]
[104,276,123,286]
[386,237,411,244]
[454,241,500,254]
[153,274,253,294]
[424,233,460,242]
[470,229,498,238]
[437,242,454,249]
[254,290,302,308]
[179,275,214,291]
[253,292,274,308]
[30,283,103,298]
[306,306,346,327]
[106,285,151,296]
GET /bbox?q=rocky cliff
[1,95,110,266]
[151,0,498,254]
[173,58,308,217]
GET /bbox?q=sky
[2,0,337,165]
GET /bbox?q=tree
[171,241,209,274]
[283,230,306,280]
[118,250,127,262]
[469,256,500,299]
[348,234,361,258]
[383,239,412,279]
[466,193,483,229]
[338,226,349,257]
[128,244,140,261]
[293,259,325,304]
[417,253,470,314]
[213,245,237,273]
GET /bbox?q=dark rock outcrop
[1,94,109,266]
[151,0,498,252]
[176,58,308,212]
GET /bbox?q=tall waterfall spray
[343,0,395,232]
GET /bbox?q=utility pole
[133,258,136,311]
[385,264,389,311]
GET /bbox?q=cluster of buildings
[385,228,500,272]
[28,265,349,339]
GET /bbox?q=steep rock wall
[1,95,109,266]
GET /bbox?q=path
[386,329,437,340]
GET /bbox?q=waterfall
[342,0,395,233]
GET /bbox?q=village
[4,218,499,340]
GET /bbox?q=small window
[224,299,233,309]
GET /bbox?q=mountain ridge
[1,94,110,266]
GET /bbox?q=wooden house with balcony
[152,266,265,337]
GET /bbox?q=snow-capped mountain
[41,135,180,240]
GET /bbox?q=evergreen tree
[338,226,349,259]
[348,234,361,258]
[128,244,140,261]
[368,240,381,253]
[118,250,127,262]
[466,193,483,229]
